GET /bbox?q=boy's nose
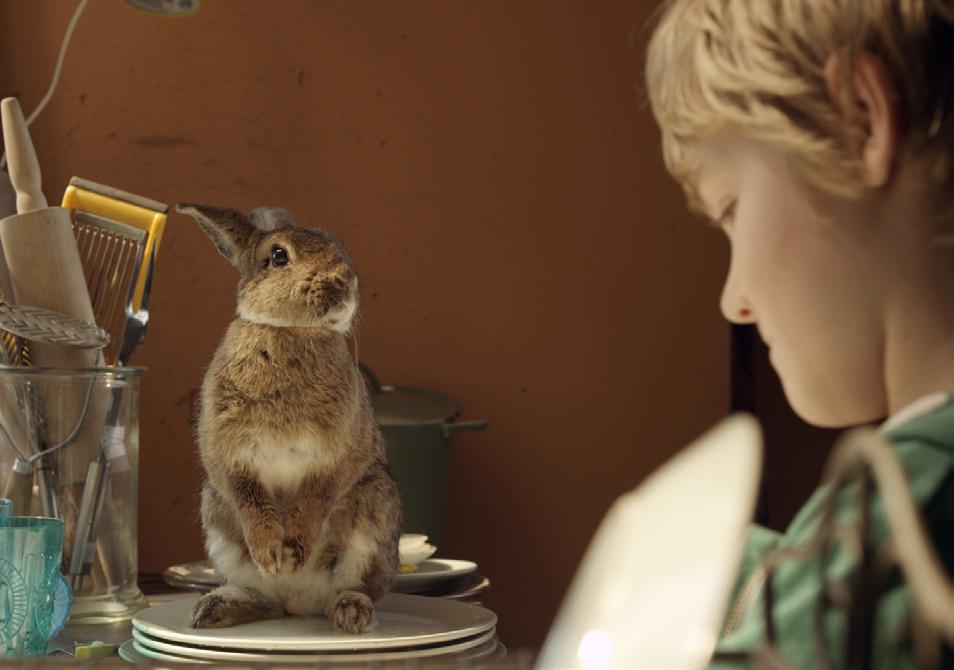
[720,267,756,325]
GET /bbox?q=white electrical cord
[1,0,89,169]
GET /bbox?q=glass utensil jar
[0,367,147,623]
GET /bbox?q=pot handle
[358,362,383,395]
[442,420,489,437]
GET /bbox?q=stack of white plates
[120,594,501,665]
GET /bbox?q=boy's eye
[270,246,290,267]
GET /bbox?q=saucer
[392,559,478,593]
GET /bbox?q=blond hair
[646,0,954,215]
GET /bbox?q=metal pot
[361,365,488,545]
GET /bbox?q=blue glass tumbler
[0,516,65,656]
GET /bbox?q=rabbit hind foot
[189,585,284,629]
[327,590,375,634]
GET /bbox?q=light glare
[577,629,614,669]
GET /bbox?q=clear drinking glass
[0,367,147,623]
[0,498,11,516]
[0,516,65,656]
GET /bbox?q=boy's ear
[824,50,899,188]
[176,203,256,267]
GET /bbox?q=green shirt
[711,395,954,669]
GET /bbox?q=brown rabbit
[177,203,401,634]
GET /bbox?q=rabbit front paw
[246,521,285,576]
[279,518,319,573]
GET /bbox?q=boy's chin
[782,381,886,429]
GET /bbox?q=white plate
[120,637,502,665]
[132,593,496,652]
[392,559,478,593]
[131,626,496,663]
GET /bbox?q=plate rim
[393,558,478,592]
[164,558,480,589]
[131,626,497,662]
[132,593,497,651]
[124,636,502,665]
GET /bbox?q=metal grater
[71,212,147,365]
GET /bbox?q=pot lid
[370,385,462,426]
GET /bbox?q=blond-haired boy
[647,1,954,667]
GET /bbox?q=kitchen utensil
[116,242,155,366]
[537,414,762,670]
[361,364,488,544]
[61,176,166,366]
[0,299,108,348]
[67,456,110,587]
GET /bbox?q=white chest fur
[244,432,336,498]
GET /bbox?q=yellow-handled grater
[61,177,166,366]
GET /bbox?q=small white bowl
[399,537,437,567]
[399,533,429,552]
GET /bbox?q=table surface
[49,590,194,656]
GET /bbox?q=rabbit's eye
[270,246,290,267]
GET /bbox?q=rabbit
[176,203,401,634]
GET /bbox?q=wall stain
[131,135,197,148]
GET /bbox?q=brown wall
[0,0,732,649]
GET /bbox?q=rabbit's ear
[249,207,295,232]
[176,203,256,266]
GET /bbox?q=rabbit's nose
[326,273,355,303]
[337,266,356,284]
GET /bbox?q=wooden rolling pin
[0,97,104,507]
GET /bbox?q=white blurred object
[400,533,437,567]
[537,413,762,670]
